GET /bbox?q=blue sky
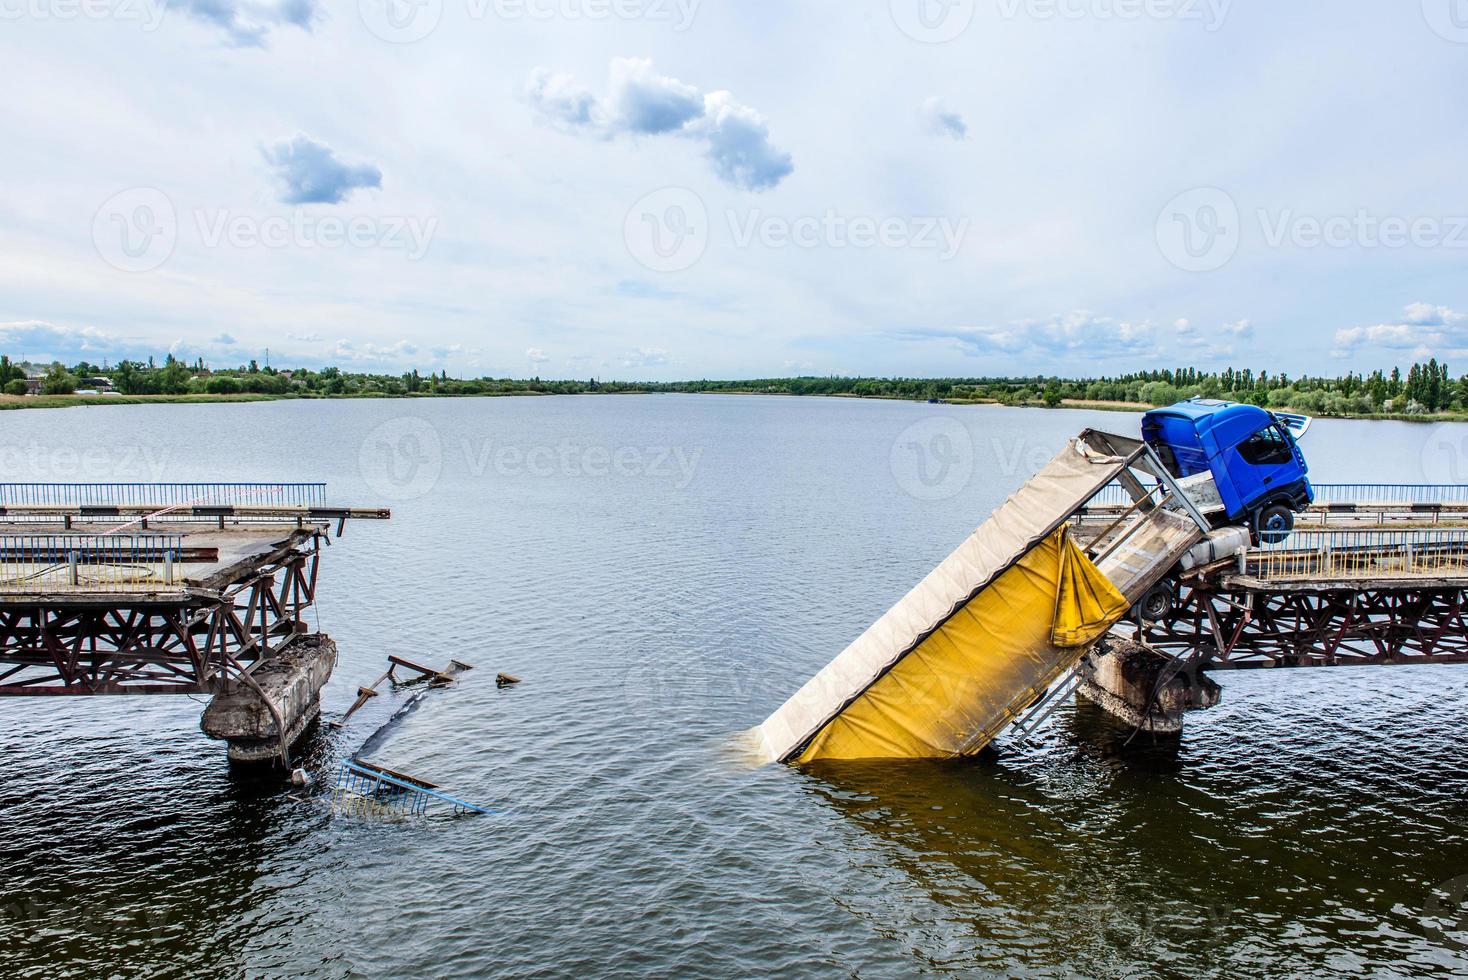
[2,0,1466,379]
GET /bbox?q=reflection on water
[1,397,1466,976]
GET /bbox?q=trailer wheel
[1133,579,1177,622]
[1254,503,1294,545]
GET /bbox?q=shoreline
[4,388,1466,424]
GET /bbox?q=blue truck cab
[1142,399,1313,542]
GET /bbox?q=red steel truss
[1140,578,1468,669]
[0,541,319,696]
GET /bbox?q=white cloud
[906,311,1154,358]
[261,135,382,205]
[524,70,604,132]
[525,347,550,365]
[526,58,792,190]
[330,339,419,364]
[619,347,671,368]
[606,58,705,135]
[0,320,129,361]
[1332,303,1468,356]
[920,97,968,140]
[166,0,319,47]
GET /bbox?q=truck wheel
[1254,504,1294,545]
[1133,580,1176,622]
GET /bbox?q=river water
[2,395,1467,977]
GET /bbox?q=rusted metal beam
[1141,579,1468,669]
[0,541,321,696]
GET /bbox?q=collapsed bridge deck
[0,483,388,700]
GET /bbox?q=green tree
[113,360,155,395]
[40,362,77,395]
[4,378,27,396]
[157,356,192,394]
[1139,381,1179,406]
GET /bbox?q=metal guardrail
[1248,529,1468,582]
[0,483,327,508]
[0,533,186,592]
[332,760,488,818]
[1310,484,1468,504]
[1090,482,1468,509]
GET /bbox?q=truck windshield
[1237,425,1293,466]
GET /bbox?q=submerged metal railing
[0,483,327,508]
[332,760,488,819]
[0,533,186,592]
[1248,529,1468,582]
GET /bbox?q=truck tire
[1253,503,1294,545]
[1132,579,1177,622]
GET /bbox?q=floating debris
[334,656,475,727]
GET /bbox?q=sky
[2,0,1467,380]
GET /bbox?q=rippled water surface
[3,396,1468,977]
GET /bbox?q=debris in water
[332,759,489,819]
[333,656,475,727]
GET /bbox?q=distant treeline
[658,362,1461,415]
[3,353,1463,418]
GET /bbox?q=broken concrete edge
[225,699,322,764]
[200,633,337,764]
[1075,635,1221,735]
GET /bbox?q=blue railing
[0,533,186,591]
[0,483,327,508]
[1089,482,1468,508]
[332,760,488,819]
[1310,484,1468,504]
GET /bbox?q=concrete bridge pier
[201,634,338,765]
[1076,636,1220,736]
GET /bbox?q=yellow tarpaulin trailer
[751,430,1204,764]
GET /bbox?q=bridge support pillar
[1077,636,1220,735]
[201,634,337,765]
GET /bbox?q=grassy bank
[0,392,281,410]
